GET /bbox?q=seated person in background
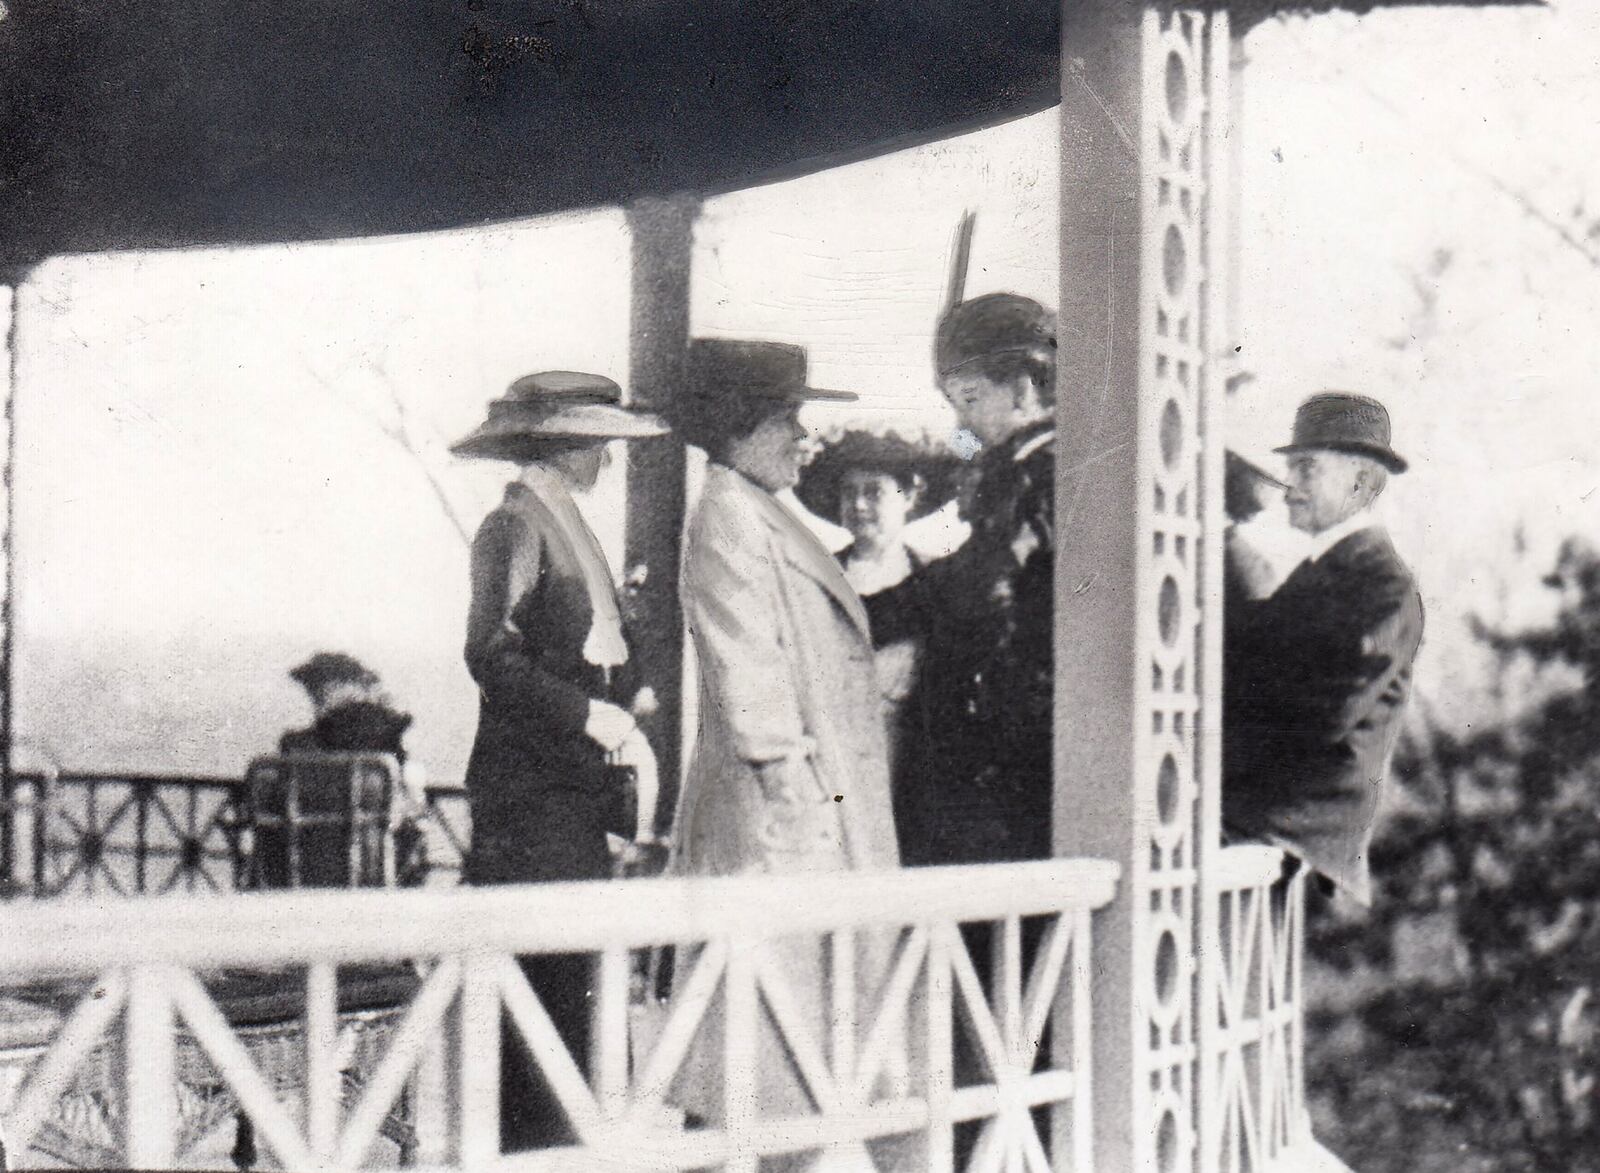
[282,652,413,761]
[1224,393,1424,905]
[280,651,427,885]
[794,427,961,828]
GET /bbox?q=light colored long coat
[670,465,911,1153]
[674,463,900,877]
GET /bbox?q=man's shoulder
[1323,526,1419,599]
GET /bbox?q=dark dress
[461,480,637,1151]
[865,420,1056,867]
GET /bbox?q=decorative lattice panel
[1137,8,1229,1173]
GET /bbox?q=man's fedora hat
[450,371,668,461]
[794,429,961,526]
[1275,392,1408,474]
[935,292,1057,378]
[686,339,856,405]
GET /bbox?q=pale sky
[12,2,1599,776]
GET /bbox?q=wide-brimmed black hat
[935,292,1057,378]
[687,339,855,404]
[451,371,668,461]
[1275,392,1407,474]
[794,430,962,525]
[678,339,855,451]
[290,652,379,693]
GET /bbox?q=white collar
[514,464,629,670]
[842,540,914,596]
[1305,513,1378,564]
[1013,427,1055,464]
[517,462,574,506]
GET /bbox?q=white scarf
[517,464,629,671]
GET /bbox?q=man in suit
[1224,393,1425,904]
[867,292,1058,866]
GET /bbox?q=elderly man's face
[1284,449,1375,535]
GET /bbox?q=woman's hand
[630,686,660,720]
[755,756,824,806]
[584,700,638,753]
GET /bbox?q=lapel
[719,467,873,642]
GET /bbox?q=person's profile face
[939,369,1029,448]
[838,469,916,545]
[730,405,807,492]
[564,442,612,490]
[1284,449,1363,535]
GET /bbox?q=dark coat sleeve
[1227,551,1423,803]
[463,508,592,737]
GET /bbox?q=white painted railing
[0,858,1117,1171]
[1200,845,1310,1173]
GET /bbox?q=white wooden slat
[1019,914,1070,1059]
[591,946,630,1117]
[946,924,1014,1080]
[2,968,129,1153]
[851,925,929,1100]
[926,926,954,1173]
[628,939,727,1110]
[457,953,500,1166]
[336,956,462,1168]
[495,953,605,1139]
[304,961,339,1160]
[995,916,1023,1064]
[752,946,843,1115]
[165,965,317,1169]
[722,937,759,1173]
[0,859,1120,973]
[829,926,856,1084]
[124,964,176,1169]
[1072,908,1096,1173]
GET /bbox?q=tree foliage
[1309,537,1600,1173]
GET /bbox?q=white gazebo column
[1056,5,1230,1172]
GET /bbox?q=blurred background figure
[278,650,428,886]
[451,369,668,1152]
[794,427,961,833]
[281,651,413,762]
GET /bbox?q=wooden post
[1056,4,1231,1170]
[624,195,699,833]
[0,270,22,889]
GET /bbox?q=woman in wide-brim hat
[667,340,919,1171]
[451,370,667,1152]
[794,428,961,596]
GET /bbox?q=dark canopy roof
[0,0,1537,265]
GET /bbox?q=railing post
[458,951,501,1164]
[624,194,699,831]
[1057,4,1231,1171]
[124,964,177,1168]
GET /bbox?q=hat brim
[451,404,669,460]
[1274,441,1408,475]
[1225,449,1289,492]
[795,453,962,526]
[769,385,857,404]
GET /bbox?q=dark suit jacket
[1223,524,1424,903]
[461,480,632,885]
